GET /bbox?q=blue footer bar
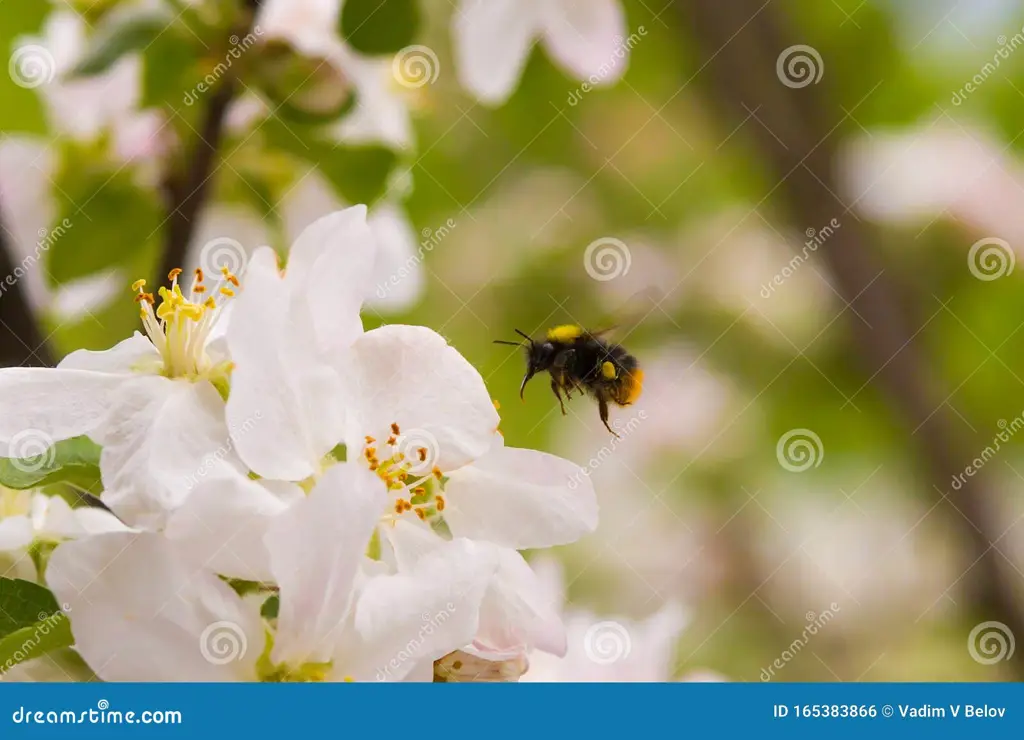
[1,684,1019,738]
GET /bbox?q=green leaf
[260,594,280,620]
[263,117,399,205]
[0,436,102,493]
[71,11,170,78]
[142,27,202,110]
[340,0,420,55]
[48,147,162,285]
[0,578,63,639]
[0,614,74,674]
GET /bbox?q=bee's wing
[589,287,665,343]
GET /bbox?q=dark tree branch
[0,208,54,367]
[674,0,1024,676]
[156,0,262,284]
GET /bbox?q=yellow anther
[219,286,235,297]
[386,436,397,446]
[365,436,375,444]
[194,268,204,282]
[226,274,240,287]
[432,466,443,480]
[436,495,445,512]
[193,285,206,293]
[391,422,401,435]
[167,268,182,281]
[131,278,146,292]
[204,297,216,309]
[417,448,428,462]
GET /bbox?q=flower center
[362,422,447,526]
[132,267,238,380]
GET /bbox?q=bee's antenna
[514,329,533,344]
[493,340,522,347]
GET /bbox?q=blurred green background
[3,0,1024,681]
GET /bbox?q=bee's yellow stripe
[547,324,582,343]
[621,368,643,405]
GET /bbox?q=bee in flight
[494,324,643,437]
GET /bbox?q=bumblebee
[495,324,643,436]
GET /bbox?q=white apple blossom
[0,489,128,580]
[47,464,496,682]
[0,264,245,529]
[452,0,629,106]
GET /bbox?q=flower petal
[386,521,565,659]
[47,532,263,681]
[95,377,242,530]
[540,0,629,85]
[340,538,496,681]
[452,0,542,105]
[443,445,598,549]
[0,368,124,450]
[267,463,386,666]
[165,472,300,582]
[332,49,413,149]
[0,516,33,552]
[343,325,500,471]
[226,247,344,481]
[283,205,375,356]
[57,332,161,374]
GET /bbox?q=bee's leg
[553,350,576,401]
[599,397,620,438]
[550,377,568,415]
